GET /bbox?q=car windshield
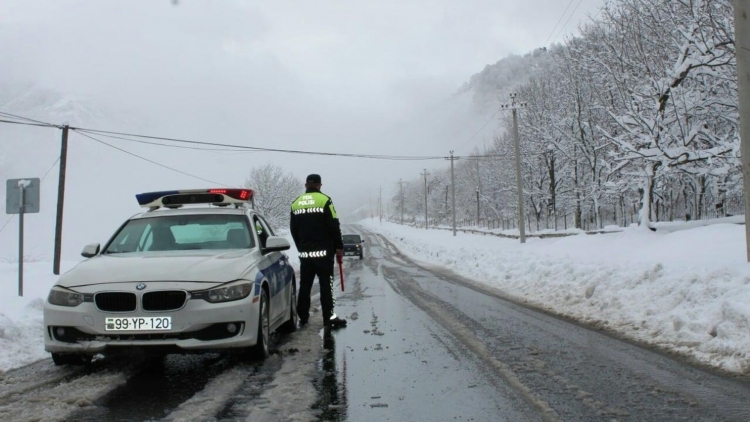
[342,235,361,243]
[103,214,254,253]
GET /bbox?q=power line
[71,126,446,161]
[74,131,235,187]
[0,118,58,128]
[0,111,59,127]
[42,157,61,179]
[74,128,257,153]
[455,109,501,155]
[552,0,585,45]
[0,110,533,162]
[544,0,575,46]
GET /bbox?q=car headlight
[48,287,84,307]
[206,283,253,303]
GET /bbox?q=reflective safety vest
[290,189,343,259]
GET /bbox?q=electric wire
[454,108,502,156]
[0,118,58,128]
[0,111,541,162]
[73,128,256,153]
[1,111,501,161]
[544,0,575,46]
[552,0,585,44]
[71,126,446,160]
[74,131,234,187]
[0,111,59,127]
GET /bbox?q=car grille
[142,291,187,311]
[95,292,137,312]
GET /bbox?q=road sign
[6,177,41,296]
[6,178,40,214]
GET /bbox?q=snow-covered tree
[243,163,302,231]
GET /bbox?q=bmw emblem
[136,283,147,290]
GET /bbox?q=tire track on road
[363,229,561,422]
[0,359,138,422]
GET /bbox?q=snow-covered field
[361,219,750,375]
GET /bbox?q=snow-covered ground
[0,261,77,371]
[361,219,750,375]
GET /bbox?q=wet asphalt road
[323,226,750,421]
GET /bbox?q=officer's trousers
[297,256,335,323]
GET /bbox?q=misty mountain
[0,84,145,129]
[0,85,160,262]
[459,46,559,113]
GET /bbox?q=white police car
[43,189,298,365]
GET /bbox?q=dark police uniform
[290,175,344,326]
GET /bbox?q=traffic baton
[338,259,345,292]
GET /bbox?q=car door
[253,215,288,323]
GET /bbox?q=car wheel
[51,353,93,366]
[248,288,270,360]
[359,252,363,260]
[279,279,298,333]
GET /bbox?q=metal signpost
[6,178,40,296]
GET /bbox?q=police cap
[306,174,322,184]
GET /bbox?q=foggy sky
[0,0,603,258]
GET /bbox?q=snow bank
[0,261,77,372]
[361,220,750,375]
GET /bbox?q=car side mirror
[81,243,101,258]
[361,239,365,243]
[263,236,290,253]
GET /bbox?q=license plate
[105,317,172,331]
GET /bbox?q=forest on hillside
[393,0,739,231]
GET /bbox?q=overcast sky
[0,0,604,257]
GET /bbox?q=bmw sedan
[43,189,298,365]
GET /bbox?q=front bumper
[44,294,260,355]
[343,245,362,256]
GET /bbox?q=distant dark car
[342,234,365,259]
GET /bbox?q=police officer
[290,174,347,329]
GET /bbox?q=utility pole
[501,93,527,243]
[476,187,480,224]
[421,169,429,229]
[736,0,750,262]
[399,178,404,225]
[379,186,382,223]
[446,151,459,236]
[53,125,69,275]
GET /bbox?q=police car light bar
[136,189,254,208]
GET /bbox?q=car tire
[51,353,93,366]
[279,279,298,333]
[359,252,363,260]
[248,288,270,360]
